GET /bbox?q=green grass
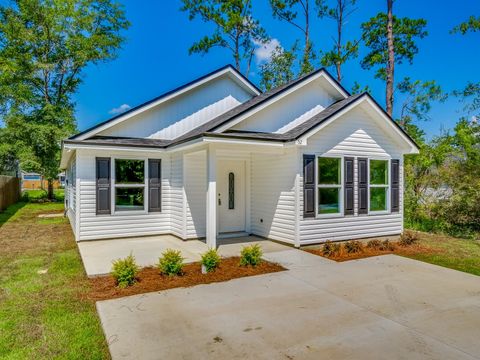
[401,232,480,276]
[0,202,109,359]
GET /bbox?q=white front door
[217,160,246,233]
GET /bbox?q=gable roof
[63,68,418,156]
[170,67,350,144]
[71,64,261,140]
[64,91,417,152]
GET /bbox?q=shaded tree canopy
[0,0,129,197]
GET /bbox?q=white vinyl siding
[251,149,297,244]
[169,153,184,238]
[65,156,77,235]
[299,106,404,244]
[184,151,207,239]
[76,149,172,241]
[230,78,338,134]
[97,76,252,140]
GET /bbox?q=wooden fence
[0,176,21,211]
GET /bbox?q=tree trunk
[386,0,395,116]
[336,0,343,82]
[302,0,310,74]
[47,179,54,200]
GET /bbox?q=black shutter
[303,154,315,218]
[391,159,400,213]
[358,158,368,214]
[148,159,162,212]
[344,157,354,215]
[96,157,111,215]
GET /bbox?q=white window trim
[111,156,149,215]
[368,158,391,215]
[315,154,344,218]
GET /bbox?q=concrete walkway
[78,235,291,276]
[96,250,480,359]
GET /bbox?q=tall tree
[0,0,129,198]
[269,0,316,74]
[361,8,427,116]
[180,0,267,76]
[397,78,447,128]
[318,0,359,83]
[386,0,394,116]
[259,43,298,91]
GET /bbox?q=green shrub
[399,230,418,246]
[379,240,395,251]
[158,249,184,276]
[201,248,221,273]
[111,253,139,288]
[366,239,382,249]
[240,244,263,266]
[322,241,341,256]
[344,240,363,254]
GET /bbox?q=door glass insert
[228,172,234,209]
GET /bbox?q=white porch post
[206,146,217,248]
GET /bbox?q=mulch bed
[87,257,285,301]
[305,243,441,262]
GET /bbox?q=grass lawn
[401,231,480,276]
[0,202,109,359]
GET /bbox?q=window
[114,159,145,211]
[369,159,389,212]
[317,157,341,214]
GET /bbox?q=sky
[73,0,479,139]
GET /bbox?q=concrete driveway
[96,250,480,359]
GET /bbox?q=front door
[217,160,246,233]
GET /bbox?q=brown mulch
[305,243,442,262]
[87,257,286,301]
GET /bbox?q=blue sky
[74,0,479,138]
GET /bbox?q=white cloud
[253,38,281,64]
[109,103,131,115]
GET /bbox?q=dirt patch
[305,242,443,262]
[87,257,286,301]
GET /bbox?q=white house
[60,65,419,248]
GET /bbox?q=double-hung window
[317,157,342,215]
[369,159,389,212]
[114,159,146,211]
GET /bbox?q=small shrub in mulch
[379,240,395,251]
[399,230,418,246]
[322,241,342,257]
[344,240,363,254]
[240,244,263,266]
[366,239,382,249]
[201,248,221,273]
[111,253,139,288]
[87,257,285,301]
[158,249,184,276]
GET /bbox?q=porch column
[206,146,217,248]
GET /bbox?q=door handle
[218,198,221,206]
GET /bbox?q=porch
[78,235,291,277]
[183,142,299,249]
